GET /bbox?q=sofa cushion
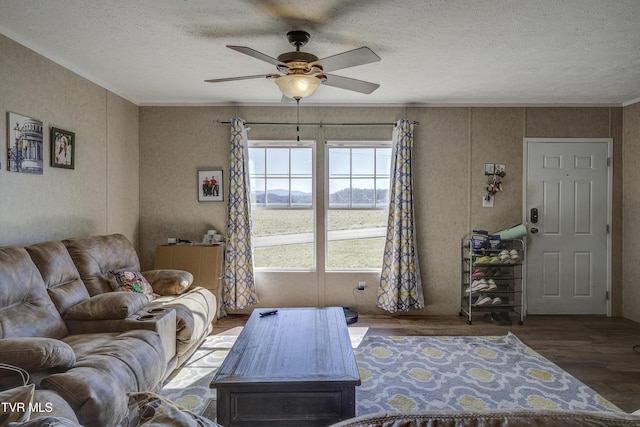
[0,247,68,339]
[43,330,166,427]
[142,269,193,296]
[63,234,141,296]
[25,241,90,315]
[0,338,75,371]
[152,287,216,359]
[109,270,155,300]
[64,292,149,320]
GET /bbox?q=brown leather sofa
[329,409,640,427]
[0,234,217,426]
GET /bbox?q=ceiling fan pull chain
[296,97,301,142]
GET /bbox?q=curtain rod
[214,119,419,126]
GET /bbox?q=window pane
[291,148,312,177]
[249,148,265,175]
[252,208,314,269]
[326,209,388,269]
[291,178,312,207]
[352,148,375,176]
[266,178,289,206]
[249,143,315,269]
[266,148,289,176]
[326,144,391,269]
[329,148,350,177]
[251,178,265,205]
[329,178,350,208]
[376,148,392,175]
[352,178,375,208]
[376,178,389,205]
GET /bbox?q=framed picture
[198,169,223,202]
[7,111,44,174]
[51,127,75,169]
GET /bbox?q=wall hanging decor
[51,127,75,169]
[485,163,506,201]
[198,169,223,202]
[7,112,44,174]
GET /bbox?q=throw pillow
[0,339,76,372]
[109,270,155,301]
[123,392,221,427]
[64,292,148,320]
[142,270,193,295]
[0,383,35,426]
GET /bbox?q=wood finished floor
[211,313,640,413]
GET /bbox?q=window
[249,143,314,269]
[248,140,391,271]
[326,142,392,269]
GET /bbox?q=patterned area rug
[159,329,621,419]
[158,326,369,415]
[355,333,620,415]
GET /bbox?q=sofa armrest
[142,269,193,296]
[0,338,76,372]
[64,308,177,374]
[64,292,148,320]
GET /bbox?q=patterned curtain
[377,119,424,313]
[223,118,258,310]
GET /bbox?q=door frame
[522,137,613,316]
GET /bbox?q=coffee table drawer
[218,386,356,426]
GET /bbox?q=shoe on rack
[474,294,492,306]
[474,256,492,265]
[491,296,503,305]
[485,279,498,291]
[500,311,512,326]
[466,279,488,293]
[491,311,507,325]
[471,268,485,280]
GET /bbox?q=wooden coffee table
[210,307,361,426]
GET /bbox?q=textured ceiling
[1,0,639,106]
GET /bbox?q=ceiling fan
[204,30,380,100]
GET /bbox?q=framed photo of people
[198,169,223,202]
[51,127,75,169]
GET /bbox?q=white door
[524,138,611,315]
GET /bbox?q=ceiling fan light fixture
[275,74,322,99]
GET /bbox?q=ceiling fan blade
[205,74,276,83]
[319,47,380,73]
[227,45,285,67]
[322,74,380,94]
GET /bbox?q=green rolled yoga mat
[494,223,527,240]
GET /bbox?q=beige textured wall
[2,35,628,318]
[623,101,640,322]
[0,35,139,247]
[139,105,624,316]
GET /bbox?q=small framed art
[198,169,223,202]
[51,127,75,169]
[7,111,44,174]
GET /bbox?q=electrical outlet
[357,281,366,291]
[483,195,494,208]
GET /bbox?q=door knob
[530,227,538,234]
